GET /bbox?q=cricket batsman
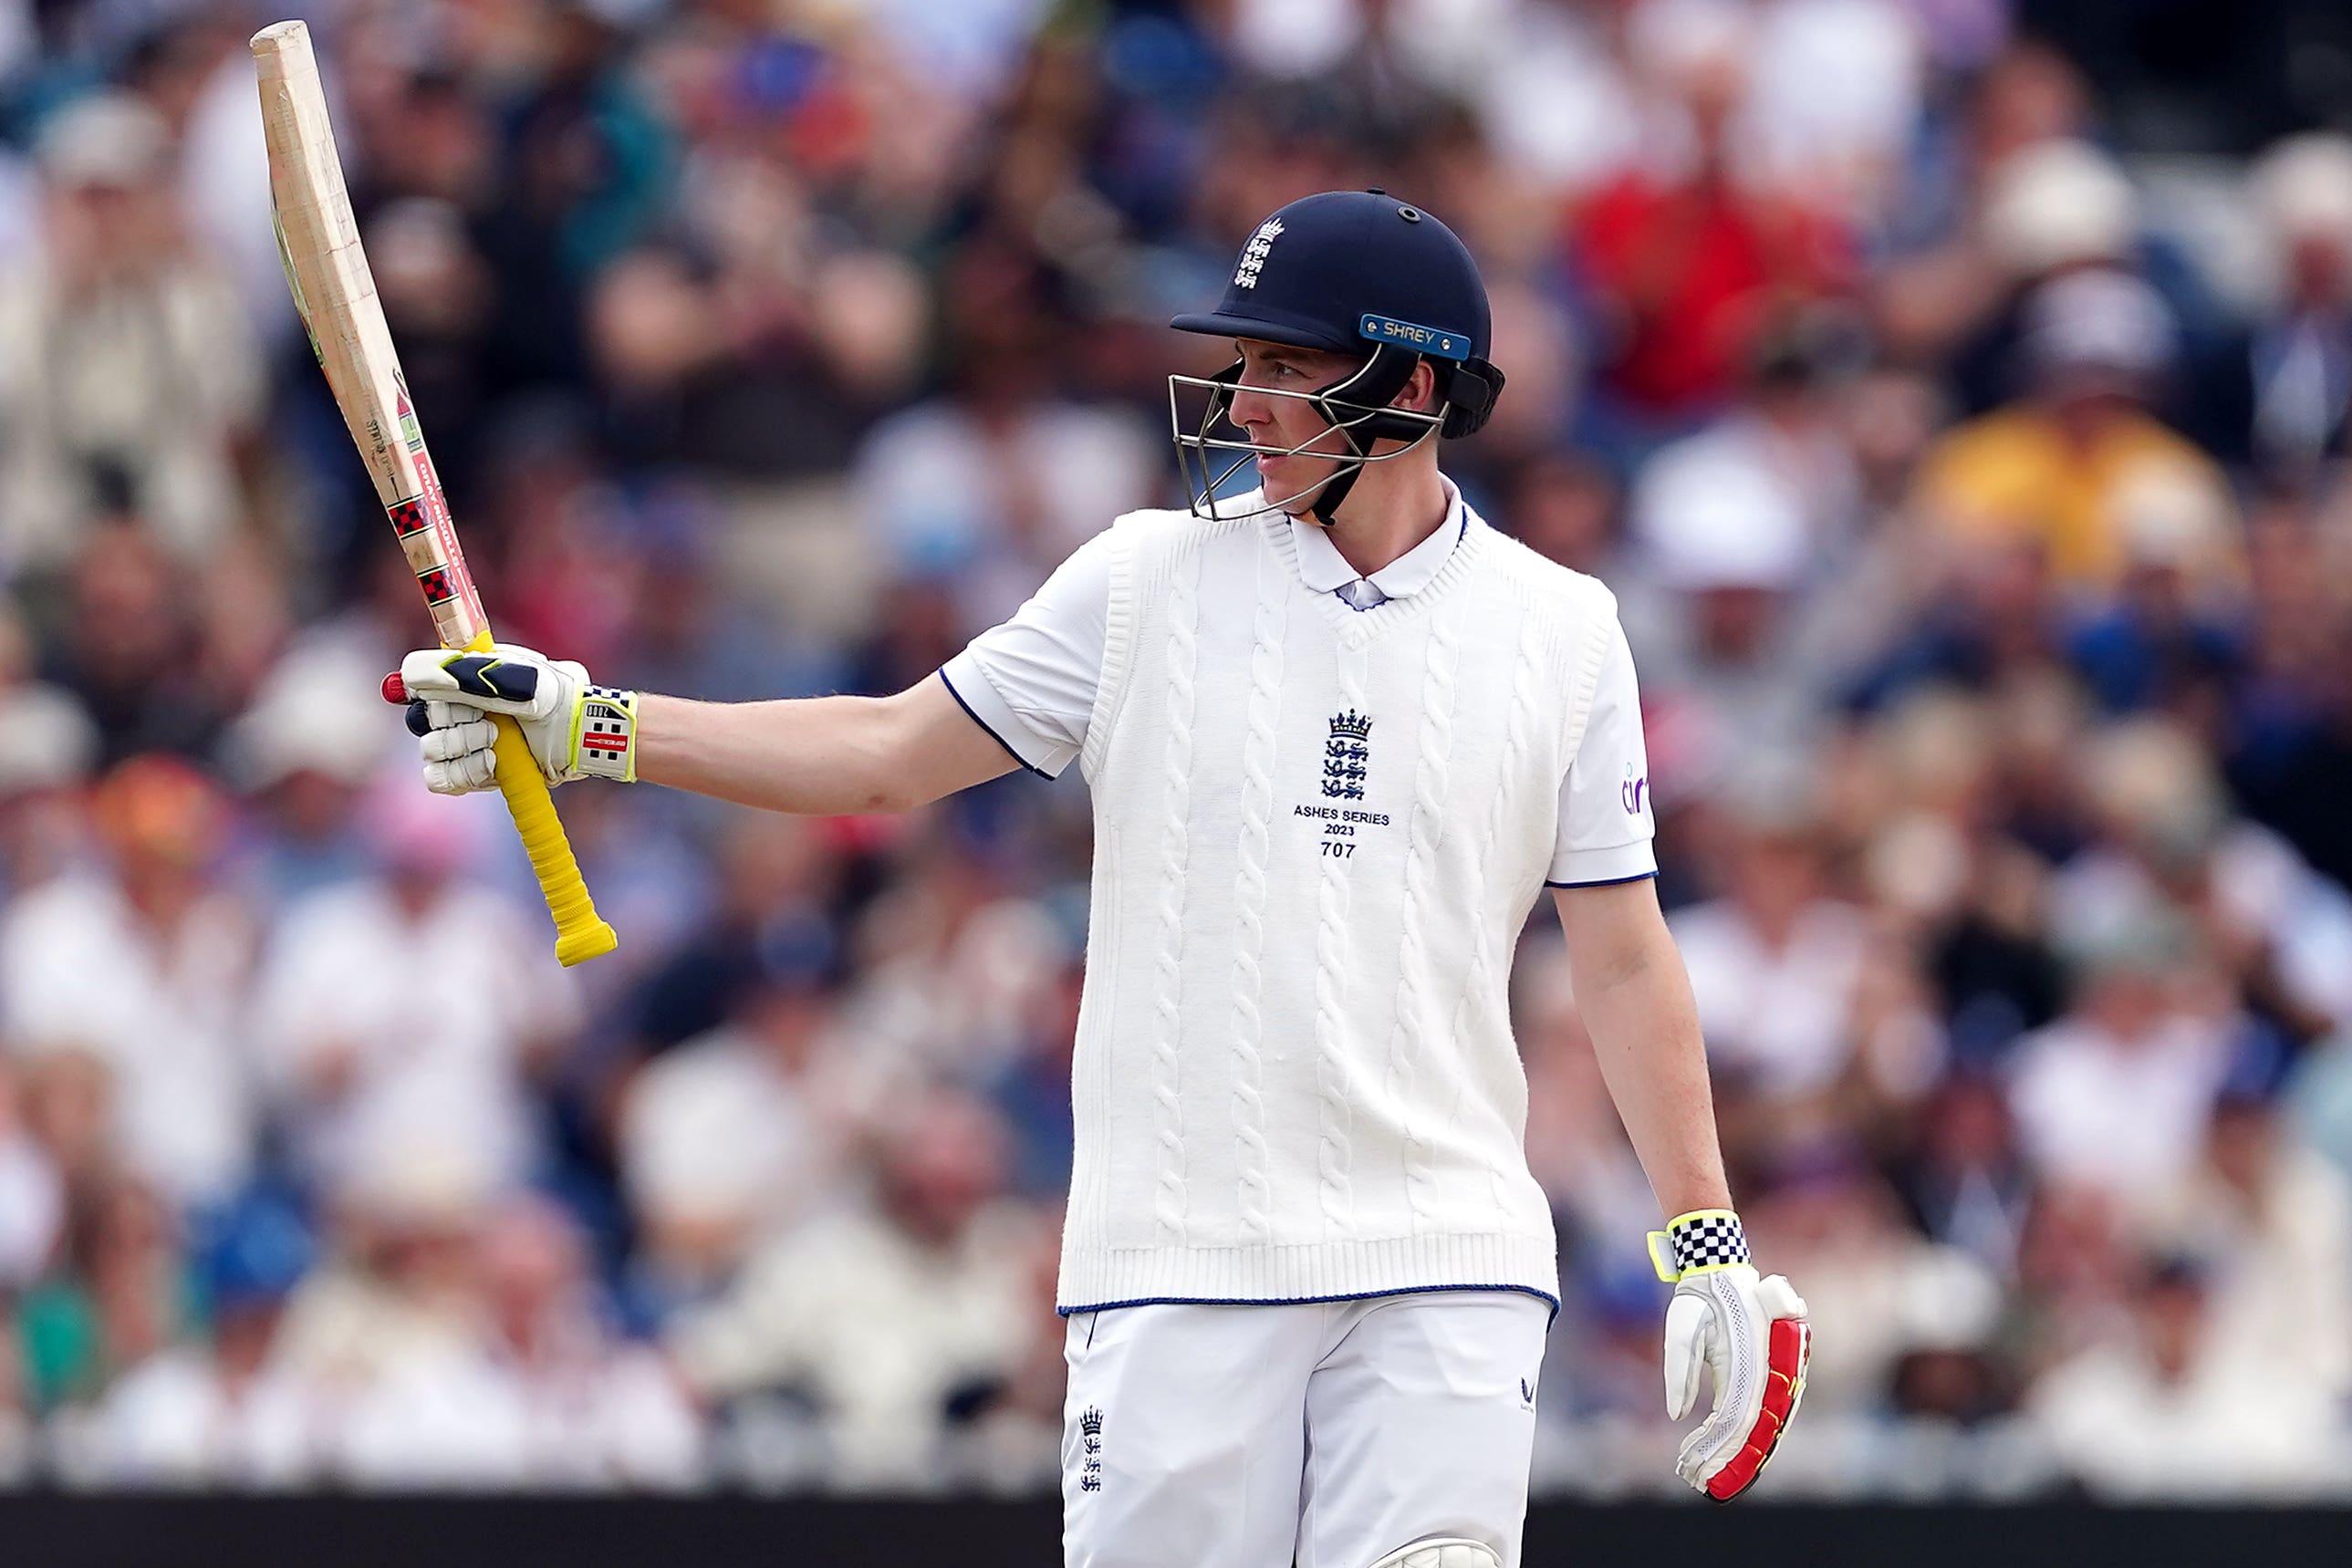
[387,191,1808,1565]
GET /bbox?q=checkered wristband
[570,684,639,783]
[1648,1210,1751,1281]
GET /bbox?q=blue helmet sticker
[1358,313,1471,360]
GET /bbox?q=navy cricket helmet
[1168,190,1504,523]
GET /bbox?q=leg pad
[1364,1540,1504,1568]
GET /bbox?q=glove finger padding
[421,739,498,794]
[397,644,563,721]
[1662,1291,1712,1421]
[420,715,497,763]
[1668,1266,1810,1501]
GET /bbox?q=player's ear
[1395,359,1439,413]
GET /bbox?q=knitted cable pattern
[1443,607,1542,1210]
[1311,640,1370,1231]
[1227,531,1288,1240]
[1146,544,1202,1243]
[1387,605,1461,1231]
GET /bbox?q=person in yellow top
[1913,269,2239,595]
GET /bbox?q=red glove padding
[1698,1312,1810,1500]
[1660,1261,1811,1501]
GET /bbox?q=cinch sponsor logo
[1620,773,1649,815]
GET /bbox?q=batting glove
[383,643,640,792]
[1650,1210,1810,1501]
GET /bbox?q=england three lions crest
[1323,710,1371,800]
[1078,1407,1104,1492]
[1233,218,1284,289]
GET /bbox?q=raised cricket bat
[253,19,618,966]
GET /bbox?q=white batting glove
[407,695,500,794]
[383,643,640,791]
[1650,1210,1811,1501]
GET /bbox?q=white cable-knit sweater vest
[1059,504,1621,1312]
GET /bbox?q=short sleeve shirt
[938,487,1656,887]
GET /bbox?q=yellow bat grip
[488,714,618,967]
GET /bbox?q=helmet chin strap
[1306,468,1360,528]
[1306,345,1425,527]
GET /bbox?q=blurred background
[3,0,2352,1513]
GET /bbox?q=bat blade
[254,18,617,967]
[253,18,488,650]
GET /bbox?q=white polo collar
[1286,477,1470,606]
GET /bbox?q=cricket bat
[253,19,618,966]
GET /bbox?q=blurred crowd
[4,0,2352,1500]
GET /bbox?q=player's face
[1227,339,1361,509]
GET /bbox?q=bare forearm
[630,677,1018,815]
[635,692,906,815]
[1575,928,1734,1220]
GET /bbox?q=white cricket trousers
[1060,1291,1551,1568]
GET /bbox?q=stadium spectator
[43,524,225,766]
[1569,0,1852,441]
[2060,488,2247,720]
[846,825,1074,1081]
[2029,1251,2345,1497]
[1911,268,2239,595]
[87,1190,320,1487]
[0,89,263,585]
[666,1091,1050,1488]
[0,629,98,902]
[2051,719,2352,1040]
[1500,452,1620,578]
[1667,771,1925,1173]
[0,755,255,1210]
[2293,1023,2352,1189]
[1620,449,1825,786]
[474,1193,702,1488]
[218,644,392,903]
[250,780,581,1199]
[853,244,1157,640]
[15,1174,187,1417]
[2141,1053,2352,1410]
[618,910,866,1299]
[1891,1069,2033,1272]
[2242,133,2352,478]
[0,1297,24,1480]
[270,1127,521,1489]
[2229,612,2352,898]
[1882,1246,2011,1423]
[2005,906,2236,1206]
[0,1059,62,1294]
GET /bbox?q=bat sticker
[394,377,424,452]
[388,497,429,536]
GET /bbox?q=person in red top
[1572,35,1851,428]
